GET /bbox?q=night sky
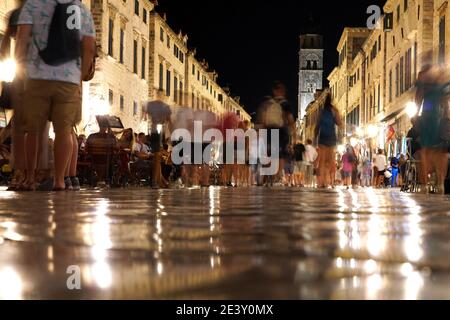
[157,0,386,116]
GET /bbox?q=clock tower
[298,34,323,120]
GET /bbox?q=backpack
[263,99,284,128]
[35,0,81,66]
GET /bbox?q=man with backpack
[15,0,96,191]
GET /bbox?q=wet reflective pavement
[1,186,450,300]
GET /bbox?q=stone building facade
[148,12,187,106]
[83,0,155,134]
[324,0,437,156]
[0,0,251,134]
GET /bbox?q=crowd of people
[0,2,449,193]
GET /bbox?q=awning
[381,108,404,123]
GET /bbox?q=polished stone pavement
[0,186,450,300]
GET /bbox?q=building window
[404,0,408,12]
[179,52,184,63]
[397,5,400,22]
[134,0,139,16]
[167,34,170,49]
[405,48,412,89]
[143,8,147,23]
[160,27,164,42]
[174,45,179,58]
[414,42,418,80]
[120,95,124,111]
[378,35,382,51]
[192,64,195,75]
[108,18,114,57]
[174,76,178,103]
[179,81,183,105]
[133,40,138,74]
[133,101,138,116]
[439,16,446,65]
[191,93,195,108]
[197,71,200,81]
[141,46,146,79]
[395,63,400,97]
[400,56,404,94]
[377,84,381,113]
[109,89,114,107]
[389,70,393,102]
[119,29,124,64]
[166,70,171,97]
[159,63,164,90]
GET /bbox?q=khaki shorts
[22,79,81,134]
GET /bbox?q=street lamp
[406,101,418,118]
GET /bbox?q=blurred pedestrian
[315,93,342,188]
[415,64,449,193]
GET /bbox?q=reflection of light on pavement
[349,189,361,211]
[0,221,23,242]
[364,259,378,274]
[83,199,113,289]
[92,262,112,289]
[404,271,424,300]
[0,267,23,300]
[364,188,380,213]
[337,188,348,212]
[366,274,383,300]
[403,198,424,263]
[157,262,164,276]
[400,263,414,277]
[367,214,385,257]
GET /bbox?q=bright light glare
[350,137,358,148]
[337,145,346,154]
[157,124,163,134]
[368,125,378,138]
[406,102,418,118]
[0,59,17,82]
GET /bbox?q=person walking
[145,89,172,188]
[373,149,387,188]
[304,139,318,187]
[15,0,96,191]
[341,146,354,189]
[415,64,450,194]
[314,93,342,188]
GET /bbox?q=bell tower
[298,33,323,120]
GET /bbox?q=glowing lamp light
[0,59,17,82]
[337,145,346,154]
[356,127,364,137]
[406,102,418,118]
[87,97,110,116]
[350,137,359,148]
[156,124,163,134]
[368,125,378,138]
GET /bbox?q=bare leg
[24,132,39,189]
[54,133,73,189]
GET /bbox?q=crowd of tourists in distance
[1,1,449,193]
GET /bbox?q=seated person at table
[86,126,117,185]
